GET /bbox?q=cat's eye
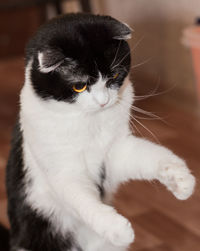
[113,73,119,79]
[73,83,87,93]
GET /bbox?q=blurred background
[0,0,200,250]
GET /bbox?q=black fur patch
[0,224,9,251]
[6,122,81,251]
[97,163,106,199]
[26,13,131,103]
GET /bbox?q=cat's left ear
[38,49,65,73]
[113,22,132,40]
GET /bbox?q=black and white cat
[6,13,195,251]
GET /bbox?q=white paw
[105,214,134,247]
[94,207,134,247]
[158,159,196,200]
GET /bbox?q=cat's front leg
[57,181,134,247]
[107,135,195,200]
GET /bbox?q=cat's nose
[93,92,109,107]
[100,101,108,107]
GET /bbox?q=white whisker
[131,35,145,52]
[129,118,144,138]
[134,83,177,101]
[131,57,151,70]
[110,40,122,68]
[132,116,160,144]
[111,36,146,72]
[119,100,160,144]
[111,51,131,71]
[118,101,145,138]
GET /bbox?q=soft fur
[6,13,195,251]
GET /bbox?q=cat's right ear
[38,49,65,73]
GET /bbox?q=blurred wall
[91,0,200,106]
[0,6,45,58]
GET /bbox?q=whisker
[133,76,161,101]
[133,114,163,121]
[134,84,177,101]
[132,113,171,126]
[119,101,160,143]
[131,105,162,120]
[121,98,159,119]
[129,117,144,138]
[111,36,145,71]
[115,65,129,74]
[110,40,122,68]
[118,102,145,138]
[111,51,131,71]
[132,106,170,125]
[132,116,160,144]
[131,57,151,70]
[120,98,170,126]
[131,35,145,52]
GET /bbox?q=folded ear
[113,22,132,40]
[38,48,65,73]
[104,16,132,40]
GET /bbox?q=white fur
[20,60,195,250]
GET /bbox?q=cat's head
[26,13,132,112]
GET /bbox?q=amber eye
[113,73,119,79]
[73,83,87,93]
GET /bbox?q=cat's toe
[158,160,196,200]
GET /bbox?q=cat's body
[6,13,195,251]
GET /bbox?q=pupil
[75,83,85,90]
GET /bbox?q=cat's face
[27,14,132,112]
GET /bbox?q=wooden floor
[0,57,200,250]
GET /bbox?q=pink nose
[100,100,109,107]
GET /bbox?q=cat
[4,13,195,251]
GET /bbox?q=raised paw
[158,160,196,200]
[105,214,134,247]
[94,207,134,247]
